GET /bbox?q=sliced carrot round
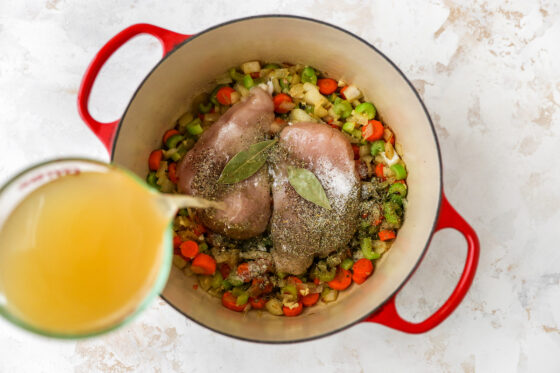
[379,230,396,241]
[302,293,320,307]
[180,240,199,260]
[168,162,178,184]
[352,258,374,285]
[273,93,293,113]
[317,78,338,95]
[148,149,162,171]
[249,297,267,310]
[191,253,216,275]
[216,86,236,106]
[375,163,385,179]
[162,129,180,145]
[327,267,352,291]
[237,262,251,282]
[222,291,245,312]
[283,302,303,317]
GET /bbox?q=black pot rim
[111,14,443,344]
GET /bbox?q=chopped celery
[229,68,244,81]
[341,258,354,270]
[342,121,355,133]
[232,287,245,297]
[243,74,254,89]
[186,118,203,135]
[199,102,212,114]
[328,93,338,103]
[211,272,223,289]
[170,151,182,162]
[279,78,290,91]
[235,292,249,306]
[301,66,317,84]
[282,284,298,297]
[389,194,403,206]
[370,140,385,156]
[177,112,194,131]
[277,272,287,279]
[198,242,208,252]
[227,275,244,287]
[391,164,407,180]
[383,201,402,226]
[263,63,280,69]
[333,98,352,119]
[316,267,336,282]
[388,182,407,197]
[351,129,363,141]
[305,104,315,114]
[355,102,376,119]
[360,237,381,260]
[321,288,338,303]
[165,134,184,149]
[221,279,232,291]
[146,172,159,189]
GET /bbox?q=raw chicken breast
[270,122,361,275]
[177,87,274,239]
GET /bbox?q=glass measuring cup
[0,158,219,338]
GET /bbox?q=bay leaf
[218,139,278,184]
[287,166,332,210]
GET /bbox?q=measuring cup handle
[77,24,191,155]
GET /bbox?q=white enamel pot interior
[104,16,442,343]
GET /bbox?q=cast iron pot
[77,15,480,343]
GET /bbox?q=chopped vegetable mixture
[147,62,408,316]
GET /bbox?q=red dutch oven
[77,16,480,343]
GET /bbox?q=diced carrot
[193,224,206,236]
[375,163,385,179]
[389,135,395,145]
[191,253,216,275]
[168,162,178,183]
[340,86,349,99]
[302,293,320,307]
[180,240,199,260]
[379,230,396,241]
[317,78,338,95]
[250,72,260,78]
[237,262,251,282]
[313,277,320,285]
[362,120,384,142]
[249,297,267,309]
[148,150,162,171]
[373,217,383,226]
[216,87,236,106]
[222,291,246,312]
[163,129,179,145]
[273,93,293,113]
[351,145,360,160]
[327,268,352,291]
[274,117,286,125]
[283,302,303,317]
[352,258,374,284]
[219,263,231,279]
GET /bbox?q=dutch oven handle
[77,24,192,155]
[363,192,480,333]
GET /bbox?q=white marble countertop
[1,1,559,372]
